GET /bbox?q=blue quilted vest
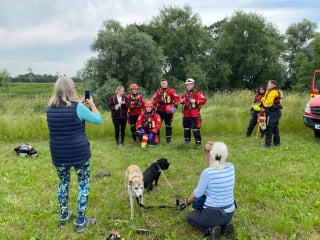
[46,102,91,166]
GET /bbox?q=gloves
[148,133,154,141]
[171,107,177,114]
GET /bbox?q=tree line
[79,6,319,108]
[1,6,319,108]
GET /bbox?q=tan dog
[125,165,144,219]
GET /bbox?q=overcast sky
[1,0,319,77]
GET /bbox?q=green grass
[1,88,320,239]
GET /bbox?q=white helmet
[185,78,195,84]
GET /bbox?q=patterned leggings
[55,161,90,218]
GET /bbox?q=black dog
[143,158,170,192]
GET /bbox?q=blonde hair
[48,76,80,107]
[115,86,124,94]
[209,142,228,170]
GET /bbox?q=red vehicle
[303,70,320,137]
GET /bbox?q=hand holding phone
[85,90,91,100]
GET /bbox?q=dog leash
[136,197,186,211]
[156,163,176,193]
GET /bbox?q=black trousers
[112,118,127,144]
[265,108,281,146]
[129,115,139,140]
[187,208,234,236]
[246,111,258,136]
[157,111,173,140]
[183,117,201,144]
[246,111,265,137]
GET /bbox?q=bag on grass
[192,195,206,209]
[14,143,38,157]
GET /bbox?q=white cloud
[0,0,319,76]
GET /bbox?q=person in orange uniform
[180,78,207,149]
[126,84,145,141]
[261,80,282,148]
[152,79,180,143]
[136,102,162,148]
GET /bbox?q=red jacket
[126,93,145,116]
[108,94,130,119]
[253,94,264,104]
[152,88,180,112]
[136,110,162,133]
[180,89,207,117]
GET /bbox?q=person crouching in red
[136,102,162,148]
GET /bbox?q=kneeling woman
[185,141,235,239]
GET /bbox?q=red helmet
[145,102,154,108]
[130,84,139,89]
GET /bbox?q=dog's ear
[158,157,166,163]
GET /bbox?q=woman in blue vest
[46,77,102,232]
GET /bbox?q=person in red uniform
[246,87,266,138]
[180,78,207,148]
[136,102,162,148]
[126,83,145,141]
[152,79,180,143]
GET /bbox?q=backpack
[14,143,38,157]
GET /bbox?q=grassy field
[1,84,320,239]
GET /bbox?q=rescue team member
[261,80,282,148]
[180,78,207,149]
[108,86,130,146]
[136,102,162,148]
[126,84,145,141]
[152,79,180,143]
[246,87,266,138]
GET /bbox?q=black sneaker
[224,223,235,239]
[60,211,72,226]
[74,216,97,232]
[209,226,221,240]
[196,143,201,149]
[184,140,190,144]
[132,135,137,141]
[166,138,171,143]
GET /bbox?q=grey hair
[269,80,278,86]
[209,142,228,170]
[48,76,79,107]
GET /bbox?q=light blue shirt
[76,103,102,124]
[193,162,235,212]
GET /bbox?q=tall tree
[81,20,165,108]
[211,11,286,90]
[284,19,317,89]
[294,33,320,91]
[140,5,213,91]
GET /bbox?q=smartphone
[85,90,91,100]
